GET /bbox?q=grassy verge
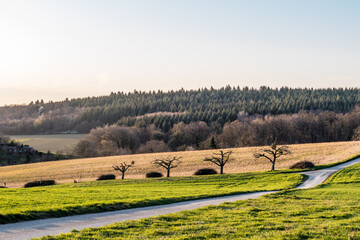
[0,171,303,224]
[279,153,360,173]
[312,153,360,170]
[38,163,360,239]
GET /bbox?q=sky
[0,0,360,106]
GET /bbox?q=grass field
[9,134,86,153]
[1,141,360,188]
[38,162,360,240]
[0,171,303,224]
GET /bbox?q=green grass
[0,172,303,224]
[38,163,360,240]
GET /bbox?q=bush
[290,161,315,169]
[97,174,116,181]
[146,172,163,178]
[24,180,56,188]
[194,168,218,175]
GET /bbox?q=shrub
[24,180,56,188]
[146,172,163,178]
[290,161,315,169]
[97,174,116,181]
[194,168,218,175]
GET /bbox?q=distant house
[5,146,19,154]
[19,145,36,154]
[0,144,36,155]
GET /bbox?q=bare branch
[112,161,135,179]
[203,150,233,174]
[152,156,182,177]
[254,143,291,171]
[254,153,273,163]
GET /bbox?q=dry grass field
[1,141,360,188]
[9,134,87,153]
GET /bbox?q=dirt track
[1,158,359,240]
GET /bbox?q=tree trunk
[167,168,170,177]
[220,165,224,174]
[121,172,125,179]
[271,161,275,171]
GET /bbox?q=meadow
[0,171,303,224]
[9,134,86,153]
[39,162,360,240]
[1,141,360,187]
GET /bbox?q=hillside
[1,141,360,188]
[0,172,303,224]
[42,157,360,239]
[1,86,360,134]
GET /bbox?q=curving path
[296,158,360,189]
[1,157,360,240]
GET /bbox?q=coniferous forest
[1,86,360,158]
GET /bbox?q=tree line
[1,86,360,134]
[74,107,360,158]
[108,144,291,180]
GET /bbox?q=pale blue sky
[0,0,360,105]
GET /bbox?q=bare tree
[204,150,233,174]
[352,126,360,141]
[137,140,169,153]
[152,156,182,177]
[112,161,135,179]
[254,143,291,171]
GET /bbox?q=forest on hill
[1,86,360,159]
[1,86,360,135]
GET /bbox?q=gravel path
[296,157,360,189]
[1,157,359,240]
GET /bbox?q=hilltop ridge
[1,86,359,135]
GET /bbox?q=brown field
[9,134,87,153]
[1,141,360,188]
